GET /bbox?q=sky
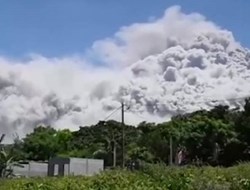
[0,0,249,59]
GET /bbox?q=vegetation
[1,163,250,189]
[0,135,23,178]
[1,99,250,189]
[7,98,250,168]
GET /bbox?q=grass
[1,163,250,190]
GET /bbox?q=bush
[1,163,250,190]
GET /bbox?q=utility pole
[112,140,117,168]
[121,102,125,169]
[169,135,173,166]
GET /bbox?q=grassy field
[1,163,250,190]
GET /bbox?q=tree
[22,126,59,161]
[180,115,236,165]
[229,98,250,164]
[138,123,170,163]
[55,129,73,154]
[71,120,140,167]
[8,98,250,167]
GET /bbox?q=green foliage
[56,129,73,152]
[0,149,15,178]
[11,97,250,167]
[22,126,59,161]
[1,163,250,189]
[0,138,23,178]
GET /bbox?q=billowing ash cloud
[1,6,250,142]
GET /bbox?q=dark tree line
[5,98,250,167]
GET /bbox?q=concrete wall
[69,158,86,176]
[29,162,48,177]
[64,164,69,176]
[12,158,104,177]
[86,159,104,176]
[69,158,104,176]
[13,162,48,177]
[13,164,30,177]
[47,157,69,176]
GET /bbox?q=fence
[13,161,48,177]
[13,158,104,177]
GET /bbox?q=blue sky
[0,0,249,58]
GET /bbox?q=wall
[69,158,87,176]
[86,159,104,176]
[13,162,48,177]
[69,158,104,176]
[12,158,104,177]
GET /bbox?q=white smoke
[91,6,235,67]
[1,6,250,142]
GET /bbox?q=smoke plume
[1,6,250,142]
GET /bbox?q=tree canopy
[8,98,250,167]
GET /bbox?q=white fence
[13,162,48,177]
[68,158,104,176]
[13,158,104,177]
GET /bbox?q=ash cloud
[1,6,250,142]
